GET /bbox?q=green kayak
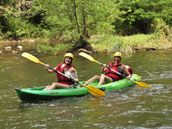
[15,74,141,101]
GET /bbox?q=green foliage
[31,0,117,39]
[113,0,172,35]
[36,43,73,55]
[0,0,15,6]
[2,16,42,39]
[0,0,172,55]
[0,0,43,39]
[151,18,170,37]
[78,0,117,34]
[89,33,172,54]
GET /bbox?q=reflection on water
[0,50,172,128]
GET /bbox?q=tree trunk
[73,0,80,34]
[70,35,92,52]
[70,0,92,52]
[82,6,89,38]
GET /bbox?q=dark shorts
[111,78,119,82]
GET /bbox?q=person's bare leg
[44,82,70,90]
[43,85,51,90]
[84,75,100,85]
[98,74,105,86]
[98,74,113,85]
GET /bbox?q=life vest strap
[56,62,75,85]
[58,79,73,82]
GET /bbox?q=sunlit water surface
[0,50,172,129]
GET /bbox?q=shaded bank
[0,39,48,51]
[33,33,172,55]
[0,33,172,55]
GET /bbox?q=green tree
[0,0,37,39]
[113,0,172,35]
[31,0,118,50]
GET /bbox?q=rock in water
[17,45,23,51]
[4,46,12,53]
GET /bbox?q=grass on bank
[36,43,73,55]
[89,33,172,54]
[35,33,172,55]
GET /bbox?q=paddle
[21,52,105,97]
[79,52,152,88]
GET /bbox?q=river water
[0,50,172,129]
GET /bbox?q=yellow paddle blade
[22,52,44,65]
[83,85,105,97]
[133,81,152,88]
[79,52,101,64]
[79,52,94,61]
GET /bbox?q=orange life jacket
[105,63,124,80]
[56,63,74,85]
[105,63,133,80]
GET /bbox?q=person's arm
[101,64,107,73]
[66,67,79,82]
[45,64,56,73]
[121,65,131,79]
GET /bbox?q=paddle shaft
[43,64,80,84]
[91,58,135,81]
[79,52,122,76]
[51,68,84,86]
[93,60,123,76]
[46,65,107,91]
[46,64,96,87]
[102,63,152,87]
[79,52,151,88]
[21,52,106,96]
[102,63,133,80]
[48,66,105,95]
[92,58,149,85]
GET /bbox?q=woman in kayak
[84,52,132,86]
[43,53,79,90]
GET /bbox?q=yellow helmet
[113,52,122,58]
[64,53,74,59]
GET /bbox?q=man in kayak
[43,53,79,90]
[84,52,132,86]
